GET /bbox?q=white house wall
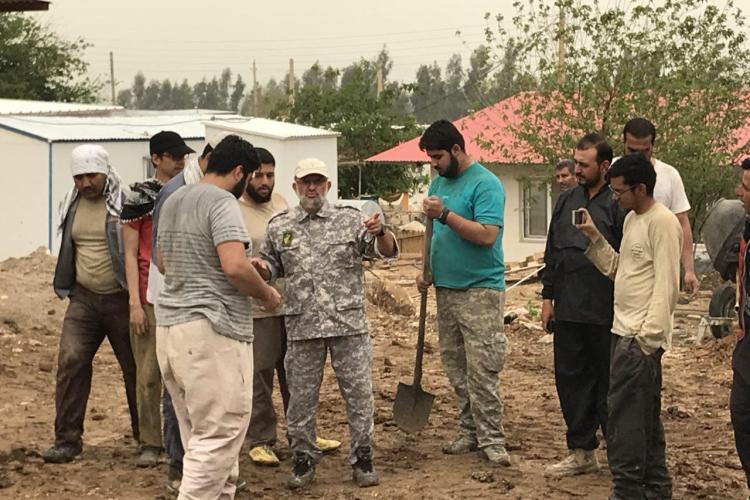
[496,168,548,263]
[0,130,48,260]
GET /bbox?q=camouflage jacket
[261,202,398,341]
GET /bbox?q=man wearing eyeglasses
[542,133,625,477]
[576,152,681,500]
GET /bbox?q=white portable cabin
[0,113,236,260]
[205,118,339,206]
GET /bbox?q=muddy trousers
[286,334,373,465]
[54,284,138,447]
[730,368,750,489]
[607,335,672,500]
[156,319,253,500]
[247,317,290,448]
[553,321,611,451]
[435,287,506,449]
[130,303,162,448]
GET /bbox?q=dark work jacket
[542,184,625,325]
[53,197,127,299]
[733,219,750,382]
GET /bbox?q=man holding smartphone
[541,132,625,476]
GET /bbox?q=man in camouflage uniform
[416,120,510,466]
[255,158,398,489]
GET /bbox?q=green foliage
[0,13,100,102]
[271,50,425,199]
[486,0,750,230]
[117,68,246,111]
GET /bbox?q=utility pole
[288,58,296,105]
[376,65,384,97]
[557,7,566,84]
[252,60,258,116]
[109,51,116,104]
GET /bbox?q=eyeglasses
[608,184,638,198]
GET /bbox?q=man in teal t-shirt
[416,119,509,466]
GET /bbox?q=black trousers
[731,367,750,489]
[607,336,671,500]
[54,285,138,447]
[553,321,611,450]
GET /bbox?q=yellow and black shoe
[315,437,342,453]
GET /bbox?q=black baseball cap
[149,131,195,157]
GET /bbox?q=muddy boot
[42,443,82,464]
[442,435,478,455]
[316,436,342,453]
[286,452,315,490]
[352,446,379,488]
[249,445,280,466]
[135,446,161,468]
[480,445,511,466]
[545,449,599,477]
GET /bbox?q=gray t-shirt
[156,183,253,342]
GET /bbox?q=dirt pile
[0,250,746,499]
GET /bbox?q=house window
[523,180,550,238]
[143,156,154,179]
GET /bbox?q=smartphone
[572,210,585,225]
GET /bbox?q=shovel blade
[392,382,435,433]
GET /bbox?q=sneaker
[286,452,315,490]
[544,449,599,477]
[442,435,478,455]
[42,443,81,464]
[480,445,511,467]
[166,465,182,495]
[352,446,379,487]
[249,445,280,466]
[316,436,342,453]
[135,446,160,468]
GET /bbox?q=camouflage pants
[435,287,506,449]
[285,334,374,464]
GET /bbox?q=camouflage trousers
[285,333,374,464]
[435,287,507,449]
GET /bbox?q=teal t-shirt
[428,162,505,290]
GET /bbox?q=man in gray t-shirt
[155,135,280,499]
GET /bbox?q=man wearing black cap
[120,131,194,467]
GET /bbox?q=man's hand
[423,196,444,220]
[574,208,602,243]
[416,273,432,293]
[129,304,148,336]
[363,213,384,235]
[259,286,282,312]
[683,271,700,296]
[541,299,554,333]
[250,257,271,281]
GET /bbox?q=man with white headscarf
[42,144,139,464]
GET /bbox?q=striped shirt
[156,183,253,342]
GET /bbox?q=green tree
[0,13,100,102]
[132,72,146,108]
[172,79,194,109]
[276,56,424,198]
[141,80,161,109]
[411,62,446,123]
[158,79,173,109]
[229,74,246,112]
[488,0,750,230]
[218,68,232,110]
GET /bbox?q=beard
[439,153,460,178]
[230,172,250,199]
[578,172,601,188]
[299,194,325,214]
[246,182,274,203]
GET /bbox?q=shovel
[393,218,436,433]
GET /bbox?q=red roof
[367,92,543,164]
[368,91,750,165]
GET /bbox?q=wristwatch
[438,207,451,224]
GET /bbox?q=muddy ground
[0,249,746,499]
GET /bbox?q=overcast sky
[30,0,750,102]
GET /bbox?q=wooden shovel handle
[414,218,433,386]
